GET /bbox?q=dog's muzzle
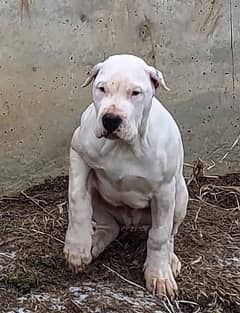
[102,113,122,133]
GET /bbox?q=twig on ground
[0,237,19,247]
[30,193,48,204]
[19,227,64,244]
[197,184,240,210]
[187,159,204,186]
[102,264,146,291]
[206,160,216,171]
[175,300,200,313]
[202,175,219,179]
[190,256,202,265]
[185,159,219,180]
[31,229,64,244]
[164,296,177,313]
[194,206,202,225]
[162,300,175,313]
[0,197,19,201]
[21,191,52,216]
[220,132,240,162]
[57,201,67,215]
[71,298,82,309]
[178,300,199,306]
[102,264,177,313]
[0,252,16,258]
[184,162,194,168]
[173,300,182,313]
[213,185,240,193]
[190,197,221,210]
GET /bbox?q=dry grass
[0,164,239,312]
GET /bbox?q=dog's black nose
[102,113,122,133]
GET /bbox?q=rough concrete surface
[0,0,239,195]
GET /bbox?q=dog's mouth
[96,130,120,140]
[103,132,119,140]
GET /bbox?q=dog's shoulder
[148,97,182,145]
[80,103,96,126]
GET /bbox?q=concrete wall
[0,0,239,195]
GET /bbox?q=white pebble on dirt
[69,284,163,312]
[17,293,65,312]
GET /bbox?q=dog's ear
[81,62,103,88]
[147,66,170,91]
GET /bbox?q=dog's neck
[116,100,153,159]
[99,131,149,160]
[127,119,151,159]
[131,131,151,159]
[139,95,153,136]
[133,97,153,156]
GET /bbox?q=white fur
[64,54,188,298]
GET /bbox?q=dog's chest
[95,172,152,209]
[84,142,163,183]
[82,141,165,208]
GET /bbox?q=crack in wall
[144,15,157,68]
[21,0,31,19]
[229,0,235,101]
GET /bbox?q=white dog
[64,54,188,298]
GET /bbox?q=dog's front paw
[144,262,178,299]
[64,241,92,273]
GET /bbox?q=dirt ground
[0,163,239,313]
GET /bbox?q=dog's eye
[98,86,105,93]
[132,90,141,97]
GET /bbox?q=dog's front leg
[64,147,93,272]
[144,179,177,299]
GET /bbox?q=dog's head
[82,54,169,142]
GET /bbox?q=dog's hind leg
[91,190,120,258]
[170,175,188,277]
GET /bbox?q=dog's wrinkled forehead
[96,55,149,84]
[102,54,147,71]
[81,54,170,91]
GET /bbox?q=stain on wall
[0,0,239,195]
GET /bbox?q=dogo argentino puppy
[64,54,188,298]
